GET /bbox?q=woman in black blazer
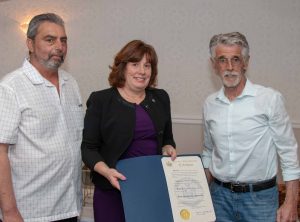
[81,40,176,222]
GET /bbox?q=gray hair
[209,32,249,60]
[27,13,65,40]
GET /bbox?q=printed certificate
[162,156,215,222]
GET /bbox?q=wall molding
[293,122,300,129]
[172,115,300,129]
[172,115,202,125]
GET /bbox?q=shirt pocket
[67,105,84,141]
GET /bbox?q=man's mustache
[49,53,64,63]
[223,71,239,77]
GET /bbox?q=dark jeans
[52,217,78,222]
[0,217,77,222]
[210,182,278,222]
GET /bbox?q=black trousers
[53,217,78,222]
[0,216,77,222]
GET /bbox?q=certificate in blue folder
[116,155,173,222]
[116,155,215,222]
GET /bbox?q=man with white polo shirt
[0,13,83,222]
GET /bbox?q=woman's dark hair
[108,40,158,88]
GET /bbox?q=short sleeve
[0,84,21,144]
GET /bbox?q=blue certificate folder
[116,155,202,222]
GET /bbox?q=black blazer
[81,87,176,189]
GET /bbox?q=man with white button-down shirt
[202,32,300,222]
[0,13,83,222]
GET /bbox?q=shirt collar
[216,78,257,103]
[22,58,69,85]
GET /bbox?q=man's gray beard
[221,71,241,88]
[42,57,64,70]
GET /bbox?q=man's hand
[204,169,213,185]
[277,180,299,222]
[0,143,23,222]
[3,208,24,222]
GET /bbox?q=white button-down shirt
[0,59,84,222]
[202,79,300,183]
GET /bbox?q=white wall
[1,0,300,161]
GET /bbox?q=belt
[214,177,276,193]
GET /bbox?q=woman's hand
[162,145,177,161]
[103,168,126,190]
[94,161,126,190]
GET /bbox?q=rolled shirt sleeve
[201,102,213,169]
[269,92,300,181]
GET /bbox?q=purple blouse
[120,104,158,159]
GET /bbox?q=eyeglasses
[215,56,243,67]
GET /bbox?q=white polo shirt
[0,59,84,222]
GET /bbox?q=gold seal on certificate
[180,209,191,220]
[162,156,216,222]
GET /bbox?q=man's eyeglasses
[215,56,243,67]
